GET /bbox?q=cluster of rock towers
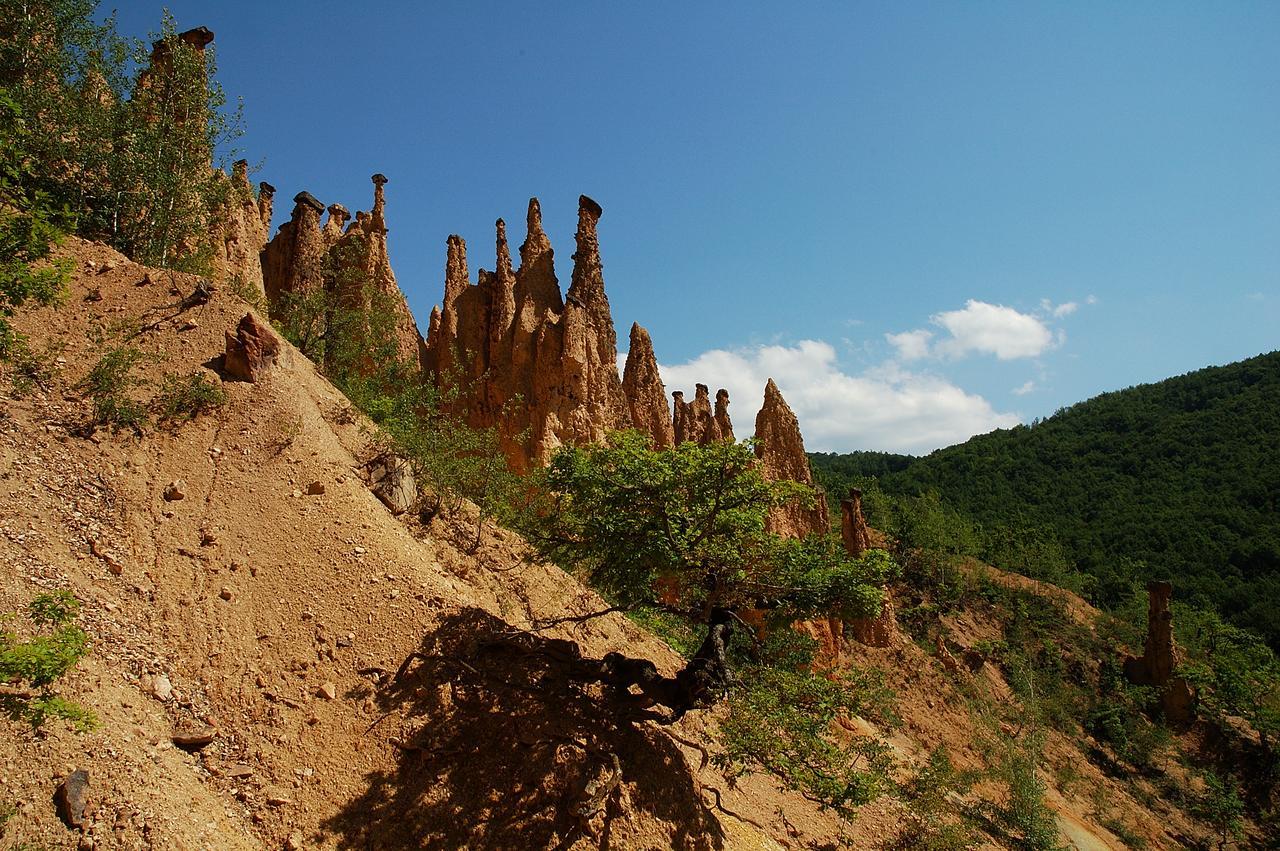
[212,166,830,538]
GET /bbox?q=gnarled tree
[527,431,898,813]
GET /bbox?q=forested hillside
[812,351,1280,647]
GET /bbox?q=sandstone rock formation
[1124,581,1197,724]
[672,384,735,446]
[223,313,280,382]
[262,191,326,307]
[212,160,269,297]
[261,176,426,373]
[422,196,633,471]
[621,323,674,448]
[325,175,426,371]
[753,379,830,538]
[840,488,873,559]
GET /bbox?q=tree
[525,431,897,813]
[0,1,243,272]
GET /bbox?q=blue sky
[113,2,1279,453]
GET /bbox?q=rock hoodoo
[672,384,735,446]
[753,379,830,538]
[422,196,633,471]
[841,488,873,559]
[261,175,426,373]
[262,191,327,307]
[1124,581,1197,724]
[621,323,674,448]
[212,159,269,296]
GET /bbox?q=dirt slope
[0,239,1219,850]
[0,239,863,850]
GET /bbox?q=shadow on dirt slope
[321,607,725,850]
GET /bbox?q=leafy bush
[982,738,1067,851]
[0,590,95,731]
[0,89,71,360]
[79,344,149,431]
[153,370,226,422]
[882,746,978,850]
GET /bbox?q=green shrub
[881,746,978,850]
[79,344,149,431]
[1194,771,1244,850]
[0,590,95,731]
[153,370,226,422]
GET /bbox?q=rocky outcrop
[262,176,426,373]
[840,488,873,559]
[422,196,632,471]
[753,379,830,538]
[262,191,326,307]
[212,160,269,297]
[673,384,734,445]
[1124,581,1196,724]
[621,323,674,448]
[223,313,280,382]
[325,175,426,371]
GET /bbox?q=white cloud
[1012,380,1036,396]
[1086,294,1099,305]
[885,329,933,361]
[1051,301,1078,318]
[931,300,1054,360]
[654,340,1020,454]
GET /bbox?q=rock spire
[753,379,830,538]
[622,323,674,448]
[422,195,633,471]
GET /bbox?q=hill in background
[812,351,1280,647]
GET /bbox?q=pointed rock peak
[714,388,734,442]
[292,191,324,216]
[445,234,469,304]
[694,383,710,403]
[258,181,275,198]
[623,323,674,448]
[521,197,552,262]
[496,218,514,278]
[629,322,651,348]
[231,159,249,187]
[527,197,545,237]
[764,377,782,402]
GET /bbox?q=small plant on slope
[79,344,150,431]
[153,370,227,423]
[0,590,96,732]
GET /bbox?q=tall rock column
[561,195,629,443]
[840,489,873,558]
[622,323,674,448]
[325,175,427,371]
[1124,581,1197,724]
[753,379,830,538]
[262,191,327,310]
[212,159,268,297]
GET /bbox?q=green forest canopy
[811,350,1280,648]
